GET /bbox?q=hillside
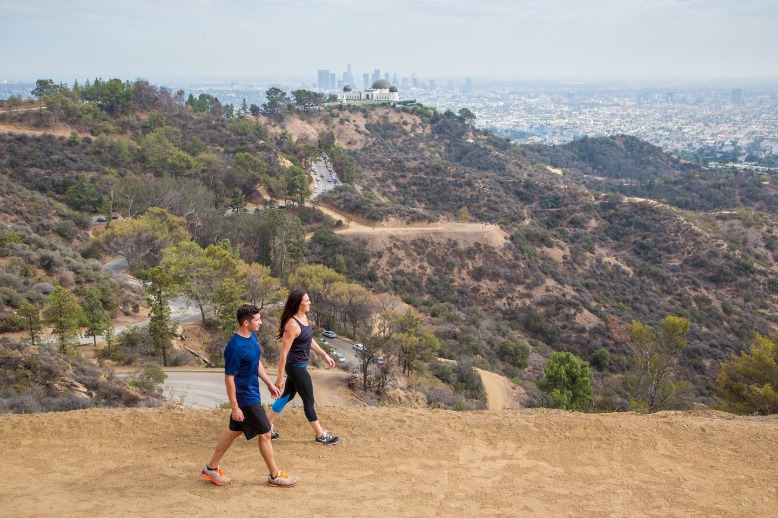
[303,107,778,399]
[2,84,778,412]
[1,406,776,517]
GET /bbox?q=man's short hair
[236,304,260,326]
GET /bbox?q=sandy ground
[1,407,776,517]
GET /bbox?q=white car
[322,330,337,338]
[353,343,364,351]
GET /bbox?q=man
[200,304,298,488]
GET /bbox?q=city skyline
[1,1,777,83]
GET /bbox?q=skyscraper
[464,77,473,94]
[363,73,370,91]
[317,70,330,90]
[372,69,381,83]
[347,64,354,86]
[732,88,743,104]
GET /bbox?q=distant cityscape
[2,70,777,164]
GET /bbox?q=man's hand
[231,407,244,422]
[268,383,280,399]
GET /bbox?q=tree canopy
[715,331,778,415]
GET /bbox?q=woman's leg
[269,374,298,422]
[285,366,324,435]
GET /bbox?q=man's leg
[257,431,279,476]
[261,431,298,487]
[201,429,243,486]
[207,430,242,469]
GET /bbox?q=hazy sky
[1,0,777,84]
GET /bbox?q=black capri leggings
[271,364,317,422]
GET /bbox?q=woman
[268,290,340,445]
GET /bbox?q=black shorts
[229,402,271,441]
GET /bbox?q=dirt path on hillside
[2,407,776,517]
[317,204,507,248]
[476,368,509,410]
[0,122,84,138]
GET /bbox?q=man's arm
[258,360,280,398]
[225,375,243,421]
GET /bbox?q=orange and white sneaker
[267,470,298,488]
[201,465,231,486]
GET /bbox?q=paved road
[320,335,359,366]
[162,371,304,409]
[77,257,203,345]
[310,156,339,199]
[161,333,360,408]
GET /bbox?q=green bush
[537,352,593,411]
[590,348,611,370]
[498,339,530,370]
[127,363,167,394]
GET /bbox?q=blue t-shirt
[223,333,262,408]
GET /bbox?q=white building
[337,79,400,102]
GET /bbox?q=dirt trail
[0,122,87,138]
[317,204,508,248]
[476,368,509,410]
[2,407,776,517]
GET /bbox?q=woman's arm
[275,319,299,390]
[311,338,335,368]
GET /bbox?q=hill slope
[2,407,776,517]
[3,91,777,410]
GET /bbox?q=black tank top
[286,317,312,367]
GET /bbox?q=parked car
[376,356,385,365]
[95,217,107,223]
[322,330,336,338]
[334,352,346,363]
[320,338,329,346]
[353,343,364,351]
